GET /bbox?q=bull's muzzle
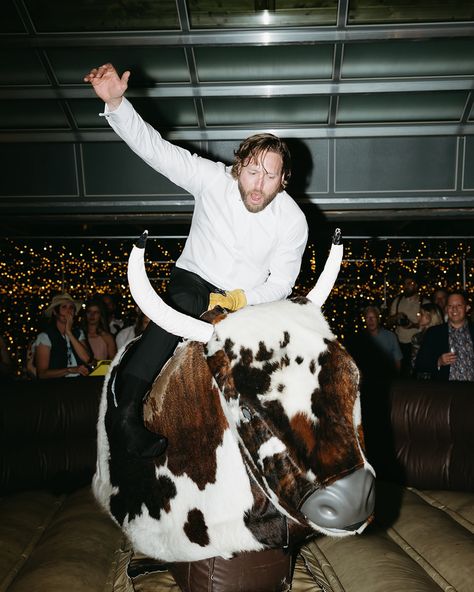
[300,467,375,534]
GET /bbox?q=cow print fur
[93,297,373,562]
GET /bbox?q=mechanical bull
[93,232,375,566]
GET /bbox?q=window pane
[337,92,467,124]
[342,39,474,79]
[0,100,70,130]
[196,45,334,82]
[203,96,329,126]
[49,47,190,85]
[24,0,180,32]
[187,0,338,28]
[348,0,474,25]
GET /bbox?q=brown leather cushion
[171,548,292,592]
[389,379,474,491]
[0,377,103,494]
[361,378,474,491]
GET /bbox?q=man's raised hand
[83,63,130,110]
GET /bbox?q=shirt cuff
[99,97,130,118]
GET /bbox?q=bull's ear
[200,306,228,325]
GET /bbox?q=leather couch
[0,376,472,592]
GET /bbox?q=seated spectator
[0,334,13,378]
[116,308,150,350]
[346,305,402,383]
[345,306,402,475]
[432,287,448,321]
[386,274,429,376]
[34,293,91,379]
[101,293,124,336]
[411,303,444,378]
[411,303,444,374]
[83,298,117,361]
[415,291,474,381]
[363,305,403,372]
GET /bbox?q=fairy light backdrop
[0,237,472,376]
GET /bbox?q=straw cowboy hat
[44,292,83,317]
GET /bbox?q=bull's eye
[241,406,252,422]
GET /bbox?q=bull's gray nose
[300,467,375,532]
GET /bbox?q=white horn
[127,232,214,343]
[307,229,343,307]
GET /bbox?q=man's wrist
[106,97,123,111]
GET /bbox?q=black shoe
[111,371,168,459]
[123,421,168,458]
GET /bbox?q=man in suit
[415,291,474,381]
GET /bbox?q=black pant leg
[119,266,217,383]
[399,342,413,377]
[112,266,218,457]
[168,265,218,317]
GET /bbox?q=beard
[238,180,279,213]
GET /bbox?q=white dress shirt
[103,98,308,305]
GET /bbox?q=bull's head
[125,230,374,545]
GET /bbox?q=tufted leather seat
[0,377,472,592]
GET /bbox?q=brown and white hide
[93,297,374,563]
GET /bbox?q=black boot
[112,372,168,459]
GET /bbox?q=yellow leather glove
[208,289,247,312]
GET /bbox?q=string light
[0,237,472,375]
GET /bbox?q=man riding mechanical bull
[85,64,375,592]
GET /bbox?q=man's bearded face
[237,151,284,213]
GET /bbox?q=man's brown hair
[231,133,291,191]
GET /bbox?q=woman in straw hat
[34,292,92,379]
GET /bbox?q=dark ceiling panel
[203,97,329,126]
[348,0,474,24]
[125,98,199,129]
[47,47,190,85]
[0,0,473,230]
[68,100,111,129]
[23,0,180,32]
[463,138,474,190]
[195,45,334,82]
[68,97,199,129]
[0,143,78,196]
[187,0,337,28]
[2,0,27,34]
[68,97,199,130]
[337,91,468,124]
[0,48,49,85]
[342,38,474,79]
[335,137,458,192]
[82,143,189,196]
[0,100,70,130]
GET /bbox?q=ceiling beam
[1,195,473,211]
[1,122,473,143]
[1,78,472,100]
[1,23,474,48]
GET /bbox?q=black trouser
[119,265,219,385]
[399,341,413,377]
[112,266,219,456]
